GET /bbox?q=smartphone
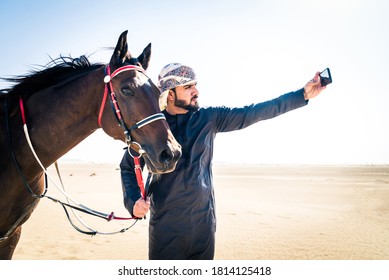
[320,68,332,87]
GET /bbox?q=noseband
[98,64,166,152]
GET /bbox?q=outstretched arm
[213,71,327,133]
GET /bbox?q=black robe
[120,88,308,259]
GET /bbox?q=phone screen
[320,68,332,87]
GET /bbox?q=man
[120,63,326,259]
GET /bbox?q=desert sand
[12,162,389,260]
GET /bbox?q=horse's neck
[20,69,103,171]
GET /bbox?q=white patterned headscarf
[158,63,197,109]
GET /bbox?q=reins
[15,95,139,237]
[3,64,164,239]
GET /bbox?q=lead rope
[1,98,48,241]
[19,96,140,236]
[134,156,146,200]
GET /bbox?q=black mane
[1,55,104,99]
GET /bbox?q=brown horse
[0,31,181,259]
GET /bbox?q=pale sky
[1,0,388,165]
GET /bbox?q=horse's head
[99,31,181,174]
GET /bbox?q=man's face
[172,83,199,111]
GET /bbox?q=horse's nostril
[160,149,174,164]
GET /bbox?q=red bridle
[98,64,166,148]
[98,64,165,201]
[98,64,144,127]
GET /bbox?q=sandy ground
[12,162,389,260]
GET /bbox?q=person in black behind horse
[120,63,326,259]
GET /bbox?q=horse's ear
[137,43,151,70]
[110,30,129,65]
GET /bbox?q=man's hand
[133,197,150,218]
[304,71,326,100]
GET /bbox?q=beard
[174,95,199,111]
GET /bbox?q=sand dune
[13,162,389,260]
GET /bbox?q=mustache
[191,95,199,100]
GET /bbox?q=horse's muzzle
[144,144,181,174]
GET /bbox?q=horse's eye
[121,86,134,96]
